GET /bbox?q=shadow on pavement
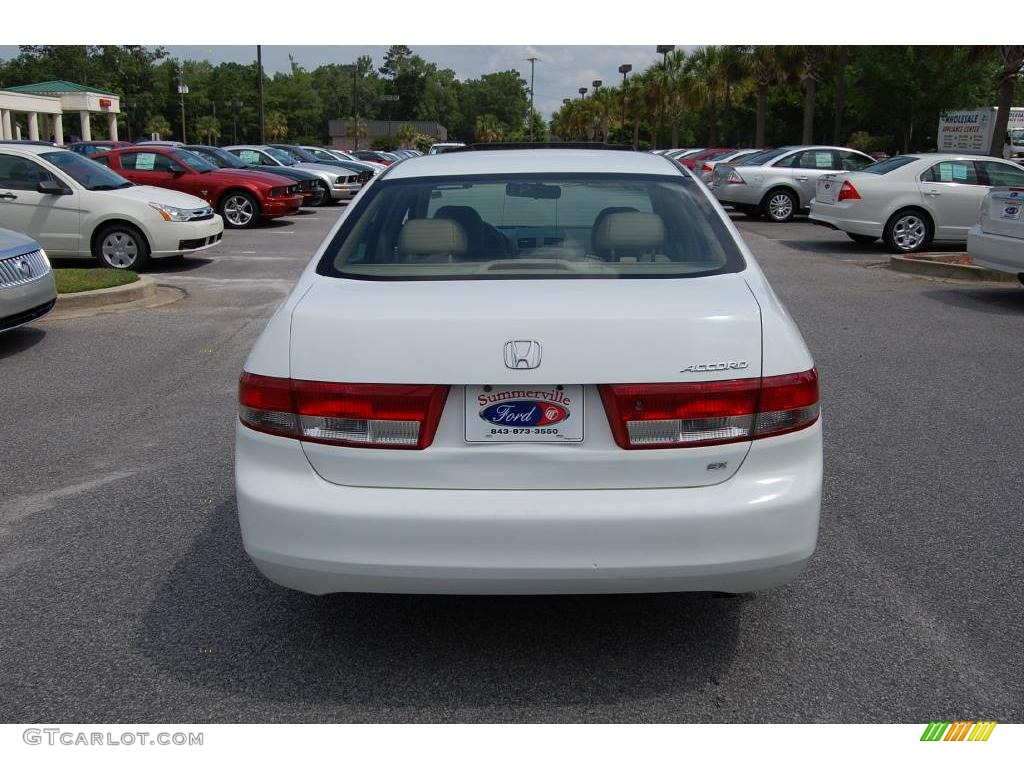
[147,257,215,274]
[921,284,1024,315]
[0,325,46,359]
[257,219,296,230]
[139,495,744,716]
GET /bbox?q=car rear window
[860,155,920,174]
[316,173,745,280]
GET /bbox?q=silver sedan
[712,145,876,222]
[0,227,57,332]
[810,153,1024,253]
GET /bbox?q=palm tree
[196,115,221,146]
[749,46,781,148]
[396,122,417,148]
[799,47,824,144]
[664,49,691,148]
[590,88,615,143]
[687,47,725,146]
[640,69,668,148]
[145,114,172,140]
[719,46,750,146]
[474,113,504,143]
[266,111,289,141]
[833,45,849,145]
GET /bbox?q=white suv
[235,148,823,595]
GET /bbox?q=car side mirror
[168,164,188,175]
[37,180,70,195]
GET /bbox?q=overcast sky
[0,45,683,118]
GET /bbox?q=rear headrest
[593,211,665,254]
[397,218,467,257]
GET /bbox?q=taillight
[837,180,861,201]
[724,168,745,184]
[701,162,713,172]
[239,372,448,449]
[598,369,818,450]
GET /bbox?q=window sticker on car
[135,153,156,171]
[815,152,831,168]
[939,164,953,182]
[952,164,968,181]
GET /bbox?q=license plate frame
[464,385,585,443]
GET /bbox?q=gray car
[712,145,876,222]
[0,227,57,332]
[223,145,362,204]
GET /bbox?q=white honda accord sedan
[235,147,823,595]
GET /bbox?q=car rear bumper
[235,420,823,595]
[712,183,764,207]
[0,272,57,331]
[968,225,1024,275]
[808,203,883,237]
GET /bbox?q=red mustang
[678,147,735,170]
[98,146,303,229]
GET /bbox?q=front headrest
[593,211,665,254]
[397,218,467,257]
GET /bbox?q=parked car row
[0,143,224,271]
[808,153,1024,253]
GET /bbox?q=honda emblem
[503,340,542,370]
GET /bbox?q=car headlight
[149,202,190,222]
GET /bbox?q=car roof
[0,144,61,156]
[385,149,681,179]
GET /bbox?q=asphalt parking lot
[1,207,1022,723]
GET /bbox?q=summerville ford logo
[478,388,571,426]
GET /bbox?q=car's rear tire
[220,191,260,229]
[847,233,878,245]
[93,223,150,271]
[883,209,932,253]
[761,189,797,223]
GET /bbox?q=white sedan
[0,144,223,270]
[235,148,823,596]
[968,187,1024,282]
[810,153,1024,253]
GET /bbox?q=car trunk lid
[288,275,763,490]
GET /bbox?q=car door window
[977,160,1024,187]
[795,150,838,170]
[920,161,979,185]
[119,152,174,172]
[772,153,799,168]
[839,151,874,171]
[0,154,56,190]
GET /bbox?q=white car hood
[109,184,209,209]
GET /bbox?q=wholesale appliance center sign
[938,110,992,153]
[937,108,1024,154]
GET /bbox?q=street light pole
[655,46,674,149]
[526,56,540,140]
[177,79,189,144]
[618,63,632,147]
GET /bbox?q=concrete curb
[55,275,156,309]
[888,255,1018,284]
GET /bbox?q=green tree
[474,113,505,143]
[396,122,417,148]
[145,114,172,139]
[196,115,221,145]
[265,110,289,141]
